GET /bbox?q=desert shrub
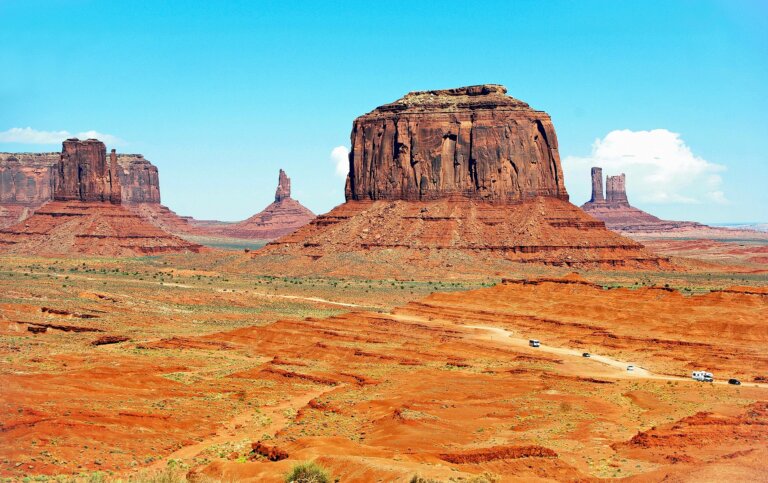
[285,461,331,483]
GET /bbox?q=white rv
[692,371,713,382]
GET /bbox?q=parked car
[582,352,591,358]
[529,339,540,348]
[627,365,635,371]
[728,378,741,385]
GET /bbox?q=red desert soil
[2,272,766,481]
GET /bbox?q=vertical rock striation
[274,169,291,202]
[589,167,604,203]
[54,139,121,203]
[116,154,161,204]
[605,174,628,206]
[345,85,568,203]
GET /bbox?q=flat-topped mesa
[274,169,291,202]
[606,174,628,206]
[54,139,121,204]
[345,84,568,202]
[116,153,161,204]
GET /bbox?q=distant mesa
[196,169,315,240]
[0,145,199,235]
[581,167,706,232]
[0,139,203,256]
[255,85,667,274]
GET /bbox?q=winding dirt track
[463,323,768,388]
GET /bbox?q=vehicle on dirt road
[728,378,741,385]
[692,371,714,382]
[627,365,635,371]
[582,352,591,358]
[529,339,540,348]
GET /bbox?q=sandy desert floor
[0,249,766,482]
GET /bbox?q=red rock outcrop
[116,153,161,204]
[589,167,604,203]
[274,169,290,202]
[605,173,628,205]
[255,85,667,273]
[54,139,121,203]
[0,140,204,256]
[0,153,58,228]
[582,168,706,232]
[0,148,202,234]
[346,84,568,202]
[208,170,315,239]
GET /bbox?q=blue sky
[1,0,766,223]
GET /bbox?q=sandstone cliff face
[345,84,568,202]
[54,139,121,203]
[274,169,291,202]
[589,167,604,203]
[605,174,628,205]
[0,153,58,204]
[116,154,161,204]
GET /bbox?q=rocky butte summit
[0,139,203,256]
[195,169,315,240]
[581,167,707,232]
[256,85,666,275]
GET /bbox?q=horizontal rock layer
[346,85,568,202]
[0,201,204,256]
[257,197,668,276]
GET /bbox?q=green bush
[285,461,331,483]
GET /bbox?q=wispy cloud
[0,127,125,146]
[330,145,349,178]
[563,129,728,205]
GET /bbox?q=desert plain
[1,241,767,482]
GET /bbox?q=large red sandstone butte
[200,169,315,240]
[257,85,666,272]
[0,139,203,256]
[346,84,568,202]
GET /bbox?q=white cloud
[563,129,728,206]
[73,130,125,146]
[330,145,349,178]
[0,127,125,146]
